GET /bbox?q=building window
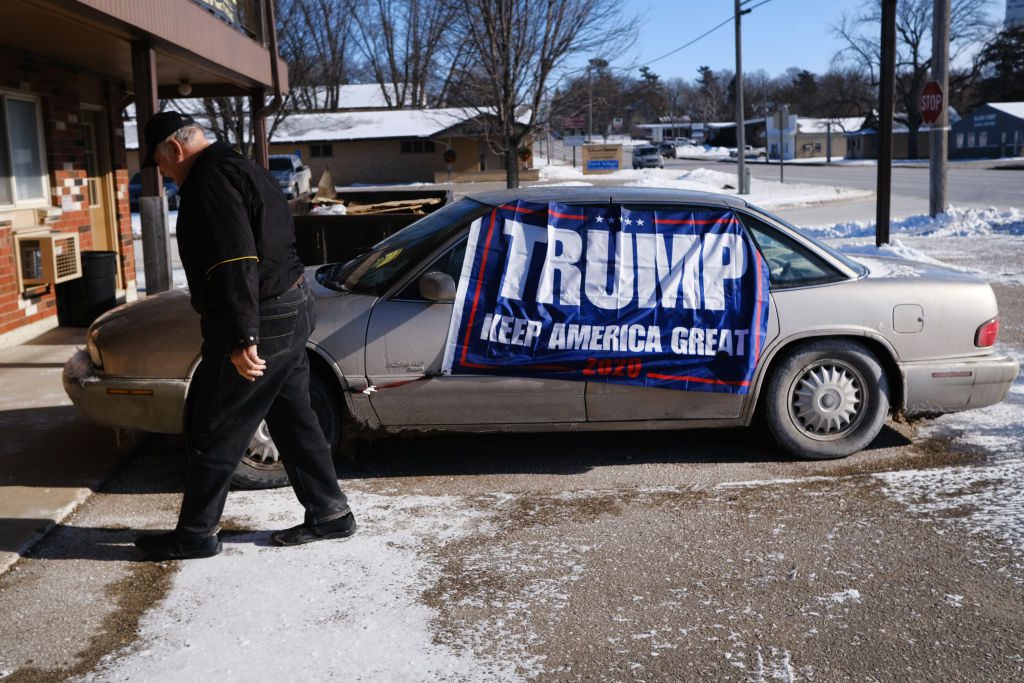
[310,143,333,158]
[967,132,975,147]
[400,139,436,154]
[956,133,963,148]
[0,93,49,207]
[979,131,987,147]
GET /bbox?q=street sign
[921,80,944,124]
[564,135,586,147]
[562,115,585,129]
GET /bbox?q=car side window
[738,212,844,289]
[393,238,467,301]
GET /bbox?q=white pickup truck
[728,144,767,160]
[268,154,312,199]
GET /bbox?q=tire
[231,369,343,489]
[763,340,889,460]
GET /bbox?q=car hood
[90,290,202,379]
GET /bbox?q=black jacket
[175,142,304,349]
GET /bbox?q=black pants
[177,282,350,537]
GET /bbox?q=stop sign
[921,80,944,124]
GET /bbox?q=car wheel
[763,340,889,460]
[231,369,343,489]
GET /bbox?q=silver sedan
[64,187,1019,488]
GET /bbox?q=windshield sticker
[372,248,403,270]
[441,201,770,393]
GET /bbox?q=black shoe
[134,531,222,560]
[271,512,357,546]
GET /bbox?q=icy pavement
[812,208,1024,559]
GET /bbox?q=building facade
[950,103,1024,159]
[0,0,285,347]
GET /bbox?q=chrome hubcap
[790,362,864,438]
[244,420,281,469]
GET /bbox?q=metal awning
[2,0,288,97]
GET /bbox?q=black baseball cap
[141,111,196,168]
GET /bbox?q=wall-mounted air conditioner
[15,230,83,287]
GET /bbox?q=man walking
[134,112,355,560]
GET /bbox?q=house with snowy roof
[126,104,535,186]
[266,107,535,185]
[950,103,1024,159]
[845,109,962,160]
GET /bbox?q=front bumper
[901,354,1020,417]
[63,350,189,434]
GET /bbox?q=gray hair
[163,124,201,148]
[159,124,204,152]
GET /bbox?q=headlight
[86,327,103,368]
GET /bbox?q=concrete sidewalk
[0,326,131,574]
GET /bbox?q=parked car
[729,145,768,160]
[64,187,1019,489]
[268,154,312,199]
[128,173,179,211]
[658,142,677,158]
[632,145,664,169]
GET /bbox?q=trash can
[56,251,119,327]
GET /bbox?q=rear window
[737,212,847,289]
[268,158,293,171]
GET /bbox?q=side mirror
[419,272,457,303]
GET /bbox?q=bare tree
[345,0,456,107]
[448,0,635,188]
[277,0,356,112]
[832,0,994,158]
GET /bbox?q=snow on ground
[78,490,527,682]
[109,203,1024,677]
[805,209,1024,556]
[536,164,872,209]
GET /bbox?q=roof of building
[987,102,1024,120]
[270,108,486,142]
[124,107,530,149]
[796,117,866,134]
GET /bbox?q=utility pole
[876,0,897,247]
[734,0,751,194]
[587,64,593,144]
[586,58,607,145]
[929,0,950,217]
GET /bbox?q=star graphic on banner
[607,216,616,224]
[595,215,604,223]
[623,217,633,226]
[636,218,645,226]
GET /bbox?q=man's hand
[231,345,266,381]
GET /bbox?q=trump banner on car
[441,201,770,393]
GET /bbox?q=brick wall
[0,45,135,340]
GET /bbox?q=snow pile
[537,165,872,209]
[805,206,1024,240]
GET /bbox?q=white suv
[631,145,663,169]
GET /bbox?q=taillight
[975,317,999,347]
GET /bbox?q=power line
[637,0,775,70]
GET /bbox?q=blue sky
[599,0,1006,81]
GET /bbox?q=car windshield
[321,198,491,296]
[269,158,293,171]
